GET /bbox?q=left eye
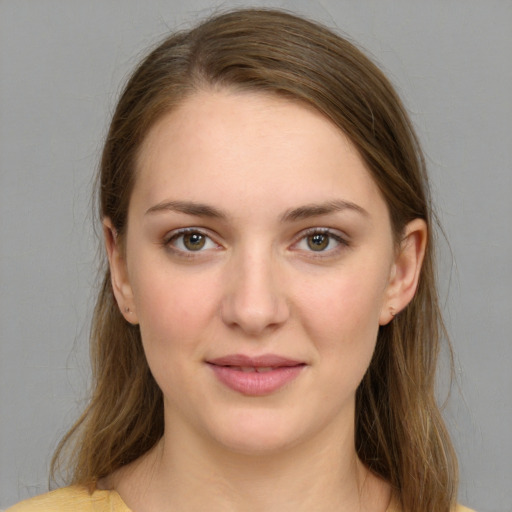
[167,230,218,252]
[295,230,345,253]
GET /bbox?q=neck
[109,413,390,512]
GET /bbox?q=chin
[202,408,313,457]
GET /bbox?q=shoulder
[455,506,477,512]
[6,485,131,512]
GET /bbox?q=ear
[379,218,427,325]
[103,218,139,325]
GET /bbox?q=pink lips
[207,354,305,396]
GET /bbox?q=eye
[293,229,347,254]
[166,229,219,253]
[306,233,330,251]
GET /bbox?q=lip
[207,354,306,396]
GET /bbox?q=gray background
[1,1,511,510]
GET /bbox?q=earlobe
[103,218,139,324]
[379,218,427,325]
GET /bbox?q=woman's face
[107,90,423,454]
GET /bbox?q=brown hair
[52,9,458,510]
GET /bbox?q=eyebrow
[145,200,228,219]
[280,199,369,222]
[145,199,368,221]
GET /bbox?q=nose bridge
[221,240,289,335]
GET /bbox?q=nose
[220,246,290,336]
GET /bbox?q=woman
[9,8,474,512]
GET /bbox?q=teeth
[240,367,256,373]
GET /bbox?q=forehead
[133,90,386,217]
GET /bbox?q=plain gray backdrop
[1,1,511,510]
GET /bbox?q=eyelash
[163,227,349,258]
[291,228,349,257]
[163,228,221,258]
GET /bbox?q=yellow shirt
[6,485,476,511]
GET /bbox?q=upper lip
[207,354,304,368]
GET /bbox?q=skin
[103,90,426,512]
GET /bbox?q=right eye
[166,229,219,253]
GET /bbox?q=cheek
[132,266,221,356]
[132,270,223,407]
[296,268,386,360]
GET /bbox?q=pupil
[308,234,328,251]
[184,233,205,250]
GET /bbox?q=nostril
[220,296,290,335]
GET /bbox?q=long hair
[52,9,458,511]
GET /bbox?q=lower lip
[208,364,304,396]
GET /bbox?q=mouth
[222,366,279,373]
[206,354,306,396]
